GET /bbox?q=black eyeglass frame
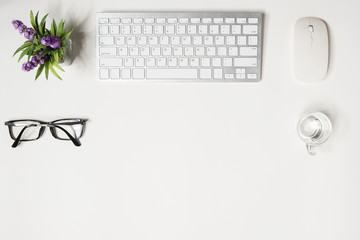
[4,118,88,148]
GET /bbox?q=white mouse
[293,17,329,83]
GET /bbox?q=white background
[1,0,360,239]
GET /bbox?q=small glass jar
[59,38,73,66]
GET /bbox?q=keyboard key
[99,18,109,24]
[133,69,145,79]
[247,73,257,79]
[237,36,247,45]
[135,58,145,67]
[214,18,223,24]
[110,25,120,35]
[99,47,116,56]
[226,36,236,45]
[220,25,230,34]
[155,25,164,34]
[118,47,128,56]
[99,26,109,35]
[144,18,155,24]
[156,18,166,24]
[201,58,211,67]
[121,26,130,34]
[116,36,125,45]
[132,26,142,35]
[202,18,212,24]
[215,36,225,45]
[243,25,258,34]
[225,18,235,24]
[121,68,131,79]
[157,58,166,67]
[212,58,221,67]
[204,36,214,45]
[110,68,120,79]
[140,47,150,56]
[99,36,114,46]
[122,18,131,24]
[124,58,134,67]
[225,74,234,79]
[168,18,178,24]
[209,25,219,34]
[217,46,227,56]
[234,58,257,67]
[190,18,201,23]
[248,36,258,45]
[248,18,258,24]
[100,58,122,67]
[193,36,202,45]
[237,18,246,24]
[133,18,143,24]
[146,58,156,67]
[190,58,199,67]
[176,25,186,34]
[165,25,175,34]
[236,73,246,79]
[223,58,232,67]
[179,58,189,67]
[228,47,238,56]
[200,69,212,79]
[240,47,257,56]
[199,25,208,34]
[214,69,223,79]
[138,36,147,45]
[143,26,153,34]
[179,18,189,24]
[147,69,197,79]
[232,25,241,34]
[169,58,178,66]
[110,18,120,24]
[99,68,109,79]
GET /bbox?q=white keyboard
[96,12,263,81]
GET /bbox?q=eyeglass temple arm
[12,125,32,148]
[53,125,82,147]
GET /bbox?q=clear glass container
[297,112,332,155]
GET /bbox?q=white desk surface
[1,0,360,239]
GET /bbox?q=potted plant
[12,10,74,80]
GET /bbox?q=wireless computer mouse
[293,17,329,83]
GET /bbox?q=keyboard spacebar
[146,69,198,79]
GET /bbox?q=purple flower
[41,36,52,46]
[12,20,23,29]
[30,56,38,67]
[49,36,61,49]
[41,35,62,49]
[24,28,36,42]
[18,24,27,34]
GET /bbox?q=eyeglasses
[4,118,88,148]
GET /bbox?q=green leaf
[34,44,45,53]
[60,26,74,41]
[30,10,38,33]
[18,47,31,62]
[45,60,50,80]
[49,63,62,80]
[57,20,64,37]
[50,19,57,36]
[39,13,48,35]
[27,45,38,61]
[35,11,39,29]
[54,51,59,65]
[13,41,33,57]
[53,62,64,72]
[35,64,45,80]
